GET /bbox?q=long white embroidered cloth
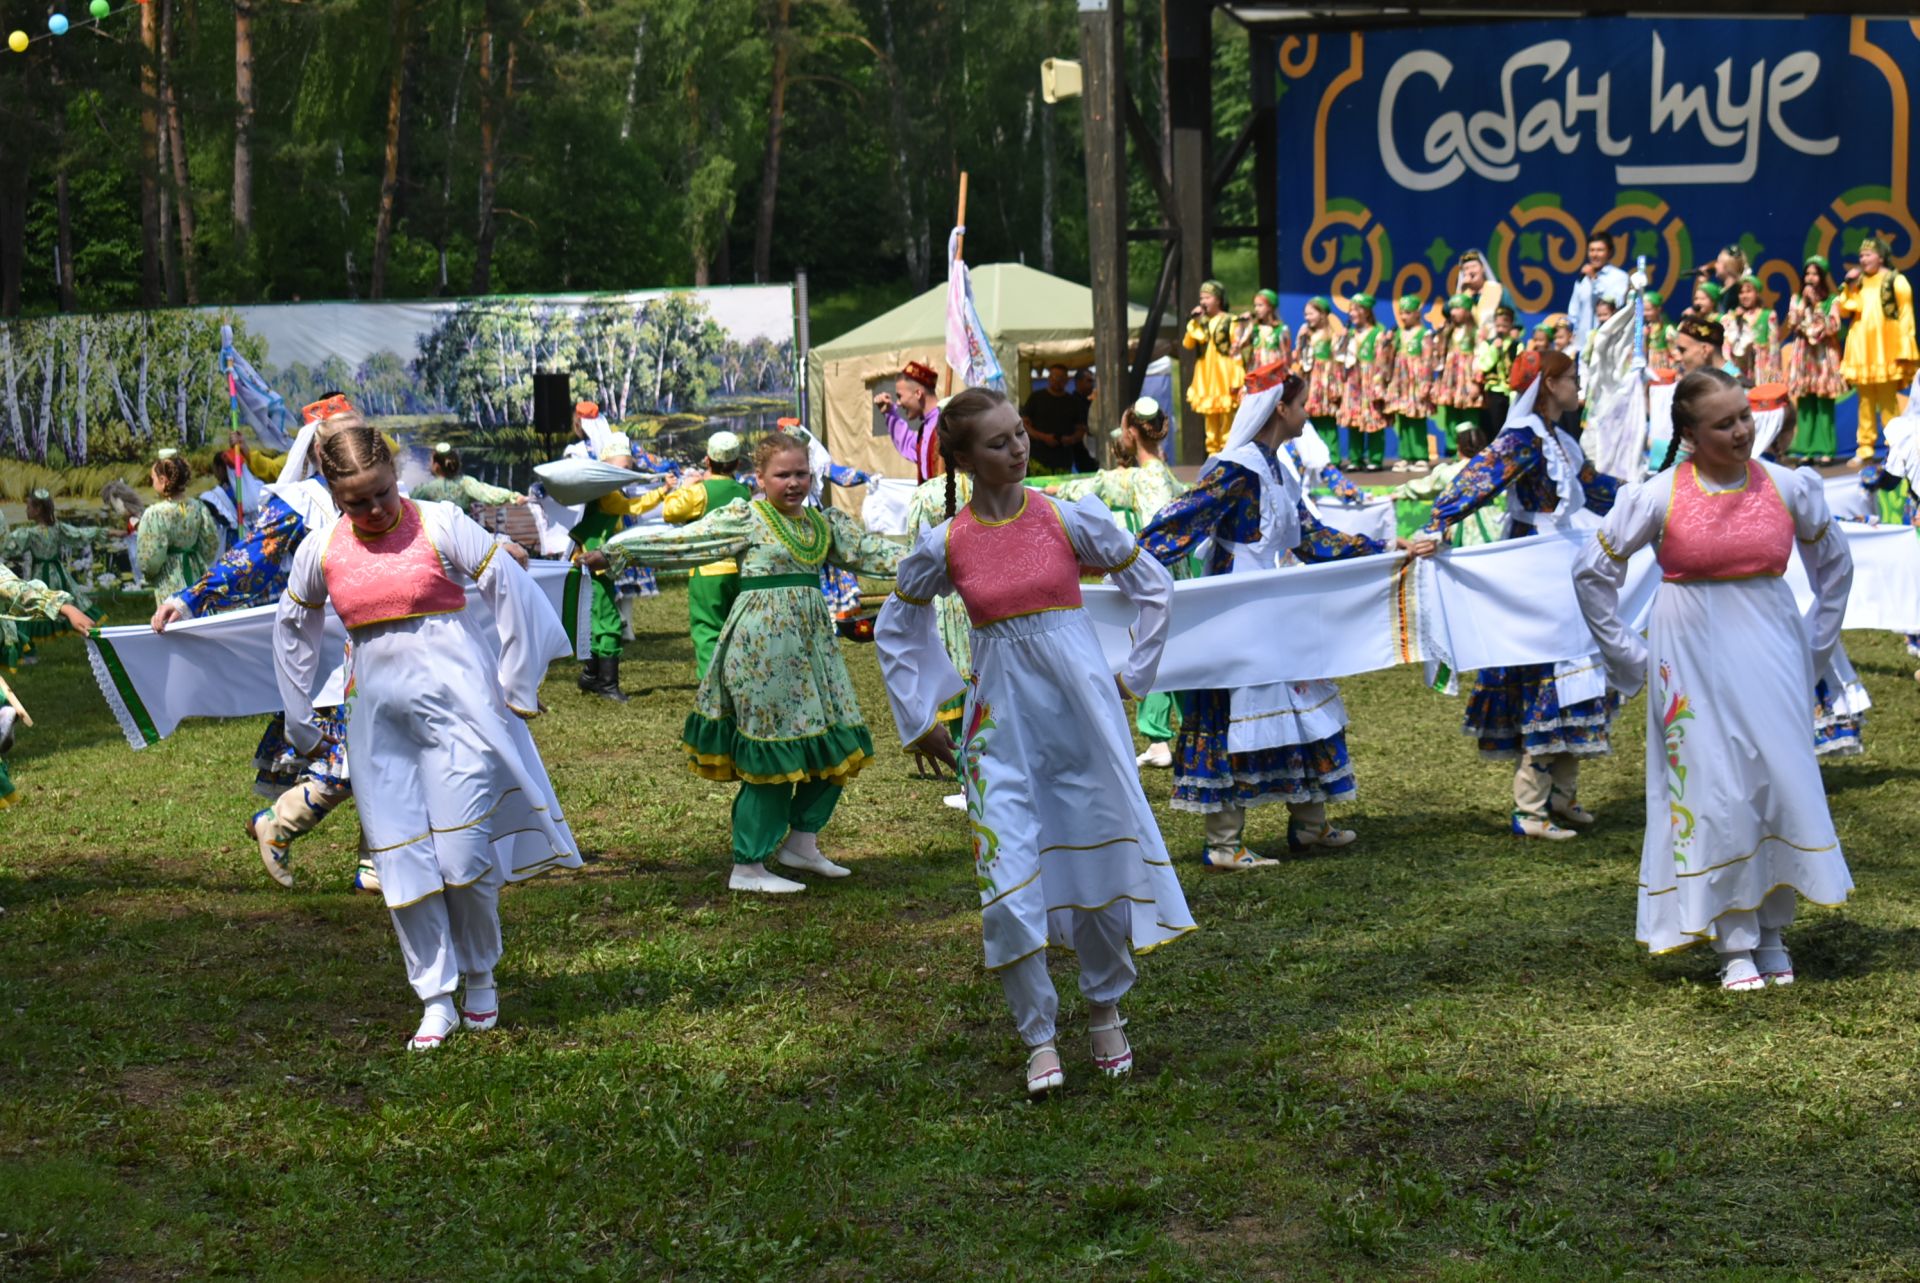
[86,560,590,748]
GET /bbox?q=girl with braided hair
[1574,367,1854,989]
[135,452,222,607]
[876,387,1188,1097]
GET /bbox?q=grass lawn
[5,586,1920,1280]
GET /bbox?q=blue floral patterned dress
[175,489,350,795]
[1139,442,1385,811]
[1420,428,1623,758]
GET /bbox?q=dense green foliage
[7,587,1920,1278]
[0,0,1125,313]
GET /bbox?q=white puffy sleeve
[274,522,334,755]
[1059,494,1174,698]
[874,521,965,747]
[1572,473,1667,699]
[429,502,567,716]
[1788,465,1853,684]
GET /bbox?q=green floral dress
[135,498,222,606]
[0,562,76,803]
[1050,458,1185,535]
[606,498,904,784]
[3,520,100,612]
[411,474,523,506]
[904,473,974,726]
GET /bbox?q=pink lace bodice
[946,495,1086,627]
[1658,461,1792,583]
[322,500,469,629]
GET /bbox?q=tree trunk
[233,0,256,266]
[471,13,515,295]
[0,158,26,318]
[370,0,412,299]
[618,16,648,143]
[437,35,471,295]
[334,144,359,298]
[138,0,166,306]
[877,0,927,291]
[750,0,791,284]
[1040,97,1055,273]
[163,0,198,304]
[55,170,77,311]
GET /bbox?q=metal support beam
[1077,0,1129,465]
[1129,239,1180,403]
[1166,0,1213,462]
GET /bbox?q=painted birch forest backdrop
[0,290,793,464]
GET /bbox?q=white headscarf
[276,422,321,484]
[1502,364,1584,519]
[1209,383,1285,469]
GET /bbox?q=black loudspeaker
[532,371,573,451]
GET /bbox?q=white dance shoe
[247,810,294,888]
[1025,1044,1064,1097]
[1135,742,1173,769]
[729,862,807,894]
[461,980,499,1032]
[776,834,851,879]
[409,996,460,1051]
[1719,952,1767,993]
[942,794,967,810]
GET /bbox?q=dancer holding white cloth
[1573,368,1854,989]
[1418,349,1625,840]
[876,388,1192,1098]
[1138,367,1431,869]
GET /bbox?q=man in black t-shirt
[1021,365,1096,474]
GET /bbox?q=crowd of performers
[1178,237,1918,472]
[2,305,1908,1090]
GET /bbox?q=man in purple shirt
[872,360,943,482]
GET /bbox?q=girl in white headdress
[1138,368,1429,869]
[1415,349,1625,840]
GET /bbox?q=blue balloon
[48,13,69,34]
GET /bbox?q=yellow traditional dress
[1184,314,1245,453]
[1836,267,1918,458]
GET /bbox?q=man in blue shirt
[1568,232,1630,351]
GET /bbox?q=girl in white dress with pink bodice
[275,427,582,1050]
[1574,368,1854,991]
[876,388,1193,1098]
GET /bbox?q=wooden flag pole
[943,172,970,396]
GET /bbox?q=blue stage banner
[1273,16,1920,325]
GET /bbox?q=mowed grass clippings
[4,586,1920,1281]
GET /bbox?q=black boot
[577,656,600,694]
[594,656,630,704]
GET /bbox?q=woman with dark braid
[1574,367,1854,990]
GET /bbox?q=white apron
[1213,441,1351,754]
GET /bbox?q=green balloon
[89,0,109,18]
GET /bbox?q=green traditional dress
[0,562,76,806]
[605,499,905,862]
[135,498,222,606]
[4,518,100,661]
[411,474,523,507]
[904,473,975,729]
[4,519,99,613]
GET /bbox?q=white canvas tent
[806,263,1168,513]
